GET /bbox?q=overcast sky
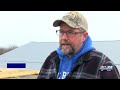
[0,11,120,47]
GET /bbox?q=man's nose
[61,32,68,39]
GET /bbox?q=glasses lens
[56,30,60,36]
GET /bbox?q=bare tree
[0,45,18,55]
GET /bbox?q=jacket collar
[77,50,92,65]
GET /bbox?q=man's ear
[83,32,88,42]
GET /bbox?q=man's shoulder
[88,50,112,63]
[46,50,58,61]
[85,50,111,62]
[49,50,57,57]
[90,50,105,58]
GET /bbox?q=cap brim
[53,20,65,27]
[53,19,76,28]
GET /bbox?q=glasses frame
[56,30,85,37]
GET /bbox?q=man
[37,11,120,79]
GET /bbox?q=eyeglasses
[56,30,85,37]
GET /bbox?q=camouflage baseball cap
[53,11,88,32]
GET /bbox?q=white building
[0,41,120,71]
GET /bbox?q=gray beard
[60,45,75,55]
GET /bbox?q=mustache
[60,40,70,45]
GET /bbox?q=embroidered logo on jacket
[57,72,69,79]
[99,66,113,71]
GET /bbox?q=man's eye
[60,31,64,33]
[68,32,73,34]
